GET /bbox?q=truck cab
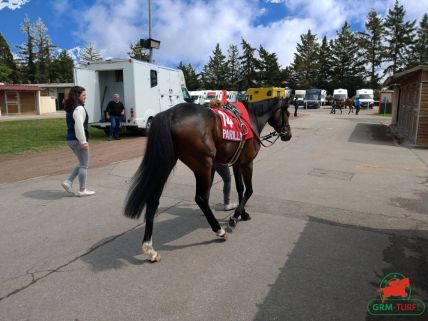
[356,89,374,108]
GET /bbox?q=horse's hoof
[228,217,237,228]
[149,253,161,263]
[216,228,227,239]
[241,212,251,221]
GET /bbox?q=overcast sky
[0,0,427,70]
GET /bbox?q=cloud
[0,0,30,10]
[75,0,428,70]
[50,0,70,16]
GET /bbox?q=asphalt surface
[1,107,428,321]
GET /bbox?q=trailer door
[74,68,99,122]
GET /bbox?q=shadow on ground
[80,205,229,271]
[348,123,394,146]
[254,216,428,321]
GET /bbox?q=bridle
[252,99,290,147]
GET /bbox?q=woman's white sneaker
[76,189,95,197]
[61,180,73,194]
[224,202,237,211]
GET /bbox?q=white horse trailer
[73,59,191,132]
[333,88,348,101]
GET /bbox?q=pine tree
[0,32,17,83]
[412,14,428,65]
[178,62,200,90]
[50,50,74,83]
[239,38,258,89]
[317,36,333,92]
[129,41,150,62]
[291,30,319,88]
[330,22,365,95]
[359,10,384,87]
[34,18,56,83]
[79,42,103,65]
[383,0,416,75]
[226,44,242,90]
[200,43,228,88]
[16,15,36,83]
[258,45,282,87]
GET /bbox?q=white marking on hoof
[216,228,226,237]
[143,241,160,262]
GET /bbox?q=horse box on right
[73,58,192,134]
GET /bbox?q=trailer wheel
[143,117,153,135]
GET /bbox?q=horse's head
[268,98,292,141]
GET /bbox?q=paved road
[1,107,428,321]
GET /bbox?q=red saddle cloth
[213,102,253,141]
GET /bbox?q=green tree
[383,0,416,75]
[200,43,228,88]
[226,44,242,90]
[330,22,365,95]
[50,50,74,83]
[411,14,428,65]
[34,18,56,83]
[0,32,17,83]
[359,9,385,87]
[128,41,150,62]
[317,36,333,92]
[239,38,258,89]
[257,45,282,86]
[79,42,103,65]
[178,62,200,90]
[16,15,36,83]
[291,29,319,88]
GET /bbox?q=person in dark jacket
[61,86,95,197]
[105,94,125,140]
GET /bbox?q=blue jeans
[67,140,89,189]
[211,163,232,204]
[109,115,121,138]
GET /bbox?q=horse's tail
[124,111,177,219]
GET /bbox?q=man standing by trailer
[105,94,125,140]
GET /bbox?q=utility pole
[148,0,152,63]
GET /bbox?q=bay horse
[124,98,292,262]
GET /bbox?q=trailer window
[115,70,123,82]
[150,70,158,87]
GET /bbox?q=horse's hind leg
[142,199,161,262]
[194,167,226,239]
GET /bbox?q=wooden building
[386,65,428,147]
[0,85,41,115]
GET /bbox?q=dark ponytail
[65,86,85,112]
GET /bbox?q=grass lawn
[0,118,107,154]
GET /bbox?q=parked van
[356,89,374,108]
[189,90,205,105]
[246,87,285,103]
[304,88,327,108]
[333,88,348,101]
[73,59,191,132]
[294,90,306,105]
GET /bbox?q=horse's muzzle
[280,132,292,141]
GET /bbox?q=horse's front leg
[229,163,253,227]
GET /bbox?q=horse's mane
[247,98,280,116]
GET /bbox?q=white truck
[189,90,206,105]
[73,59,191,133]
[333,88,348,101]
[294,89,306,106]
[356,89,374,108]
